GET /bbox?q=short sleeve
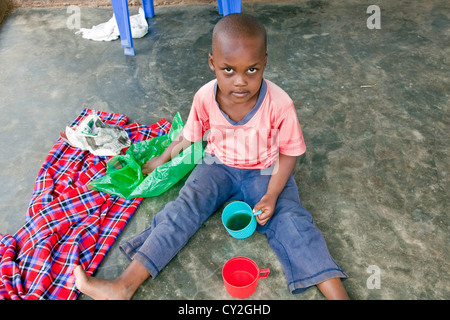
[182,91,210,143]
[277,102,306,156]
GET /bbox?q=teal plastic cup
[222,201,261,239]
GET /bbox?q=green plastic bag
[89,112,204,198]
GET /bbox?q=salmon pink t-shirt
[183,79,306,169]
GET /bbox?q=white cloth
[76,7,148,41]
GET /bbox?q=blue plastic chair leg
[110,0,155,55]
[221,0,241,16]
[111,0,135,55]
[142,0,155,18]
[217,0,223,15]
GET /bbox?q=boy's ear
[208,53,216,72]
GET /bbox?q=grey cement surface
[0,1,449,300]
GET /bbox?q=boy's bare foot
[73,265,133,300]
[316,277,350,300]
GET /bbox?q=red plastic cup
[222,257,270,299]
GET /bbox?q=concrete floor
[0,1,449,300]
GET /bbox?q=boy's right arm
[141,132,194,175]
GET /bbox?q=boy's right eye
[224,68,233,74]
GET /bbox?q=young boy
[74,13,349,300]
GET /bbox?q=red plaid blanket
[0,109,170,300]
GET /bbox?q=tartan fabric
[0,109,170,300]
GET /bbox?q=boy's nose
[234,74,247,87]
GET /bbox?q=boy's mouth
[232,91,249,98]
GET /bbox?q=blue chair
[217,0,241,16]
[111,0,241,56]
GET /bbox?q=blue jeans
[120,154,347,294]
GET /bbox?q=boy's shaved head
[212,13,267,53]
[208,13,268,117]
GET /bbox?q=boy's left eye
[248,68,257,74]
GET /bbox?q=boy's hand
[142,155,165,175]
[141,133,194,176]
[254,154,298,226]
[253,193,277,226]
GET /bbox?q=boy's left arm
[254,153,297,226]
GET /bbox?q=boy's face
[209,35,267,107]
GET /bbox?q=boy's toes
[73,265,87,290]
